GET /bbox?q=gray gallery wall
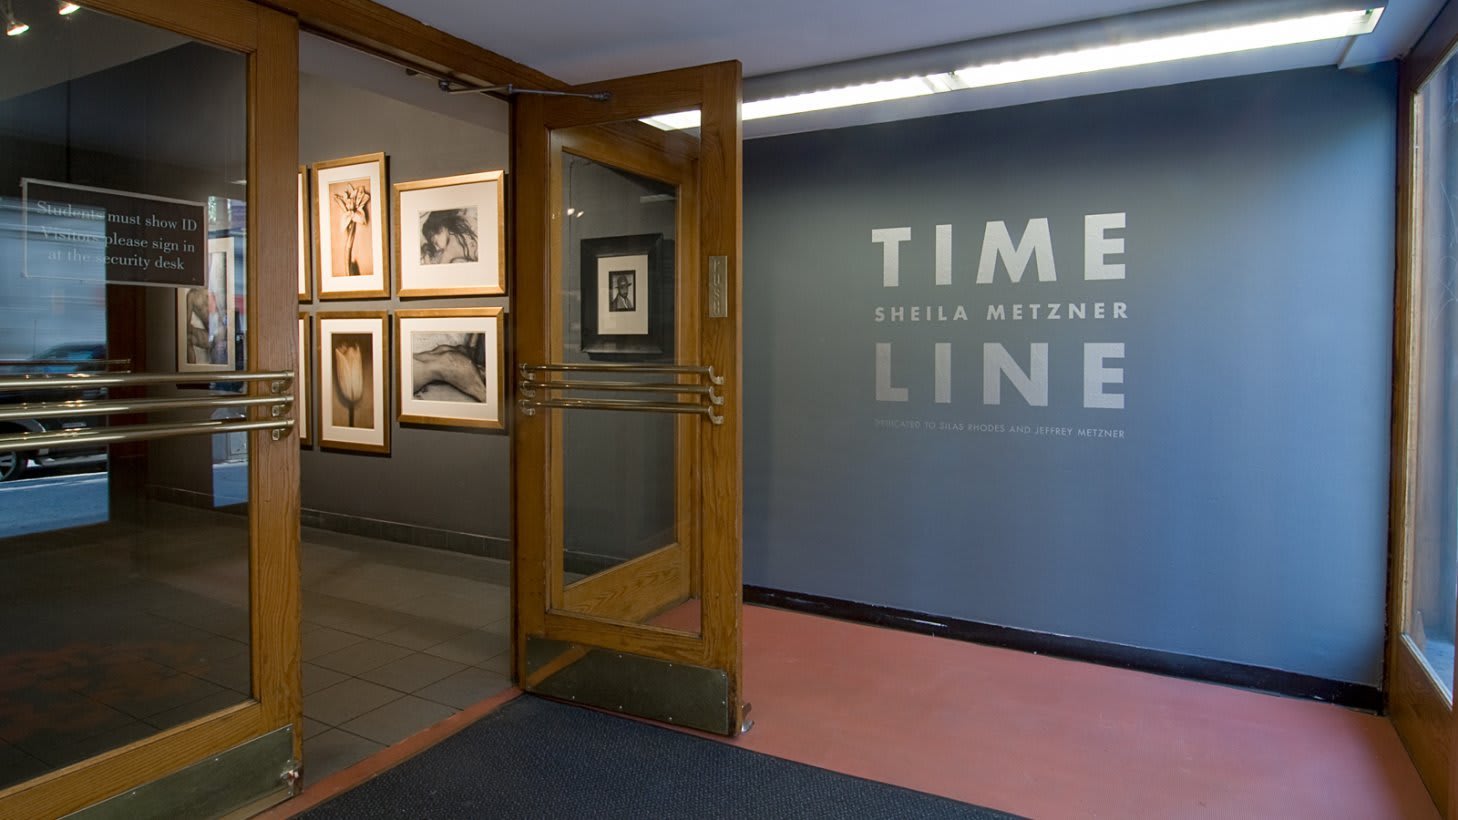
[298,35,512,548]
[741,64,1397,685]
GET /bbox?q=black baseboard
[300,508,510,562]
[744,586,1384,713]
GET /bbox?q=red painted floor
[270,605,1437,819]
[729,606,1437,820]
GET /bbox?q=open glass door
[0,1,301,816]
[513,63,744,735]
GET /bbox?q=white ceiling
[376,0,1444,137]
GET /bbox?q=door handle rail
[518,397,723,425]
[0,394,295,423]
[518,379,723,405]
[519,362,724,385]
[0,418,296,454]
[0,370,295,393]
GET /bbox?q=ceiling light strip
[642,7,1382,130]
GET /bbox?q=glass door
[513,63,744,734]
[0,1,301,816]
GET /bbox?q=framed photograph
[395,308,505,430]
[312,153,389,300]
[176,236,236,372]
[580,233,674,359]
[318,312,390,454]
[394,170,505,298]
[298,168,312,301]
[298,313,313,447]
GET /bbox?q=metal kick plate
[526,636,733,735]
[65,726,295,820]
[708,256,728,318]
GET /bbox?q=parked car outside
[0,343,110,481]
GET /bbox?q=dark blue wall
[743,64,1397,685]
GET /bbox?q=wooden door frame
[0,1,300,816]
[1389,3,1458,817]
[511,62,744,729]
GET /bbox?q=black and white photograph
[580,233,673,360]
[395,171,505,298]
[318,312,390,453]
[176,236,235,372]
[313,153,389,300]
[395,308,505,430]
[608,269,636,312]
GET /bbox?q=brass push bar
[518,397,723,425]
[0,418,296,454]
[0,370,295,393]
[519,363,724,385]
[519,379,723,405]
[0,394,294,423]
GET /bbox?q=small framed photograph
[298,313,313,447]
[313,153,389,300]
[318,312,390,454]
[580,233,674,359]
[395,170,506,298]
[298,168,312,301]
[177,236,236,372]
[396,308,505,430]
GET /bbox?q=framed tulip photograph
[313,153,389,300]
[395,307,505,431]
[318,311,390,454]
[394,170,506,298]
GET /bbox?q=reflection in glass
[0,2,251,788]
[1409,55,1458,698]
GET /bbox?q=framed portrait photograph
[395,308,505,431]
[298,313,313,448]
[298,168,312,301]
[318,312,390,454]
[312,153,389,300]
[580,233,674,359]
[176,236,236,372]
[394,170,505,298]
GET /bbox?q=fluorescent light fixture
[954,8,1381,88]
[643,7,1382,130]
[5,19,27,36]
[58,2,81,15]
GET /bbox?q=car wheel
[0,450,27,482]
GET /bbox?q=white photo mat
[596,253,649,336]
[297,315,310,445]
[397,311,503,428]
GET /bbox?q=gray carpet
[300,695,1022,819]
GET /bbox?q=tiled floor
[298,528,513,782]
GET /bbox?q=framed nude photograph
[312,153,389,300]
[176,236,236,372]
[394,170,505,298]
[298,313,313,447]
[395,308,505,430]
[298,167,312,301]
[318,312,390,454]
[580,233,674,359]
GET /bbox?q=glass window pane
[0,2,250,788]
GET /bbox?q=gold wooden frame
[394,307,506,430]
[299,312,314,447]
[312,152,390,300]
[317,311,392,454]
[394,170,507,298]
[298,166,313,301]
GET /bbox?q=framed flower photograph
[580,233,674,360]
[298,313,313,448]
[394,170,505,298]
[312,153,389,300]
[395,308,505,430]
[298,167,312,301]
[318,312,390,454]
[176,236,236,372]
